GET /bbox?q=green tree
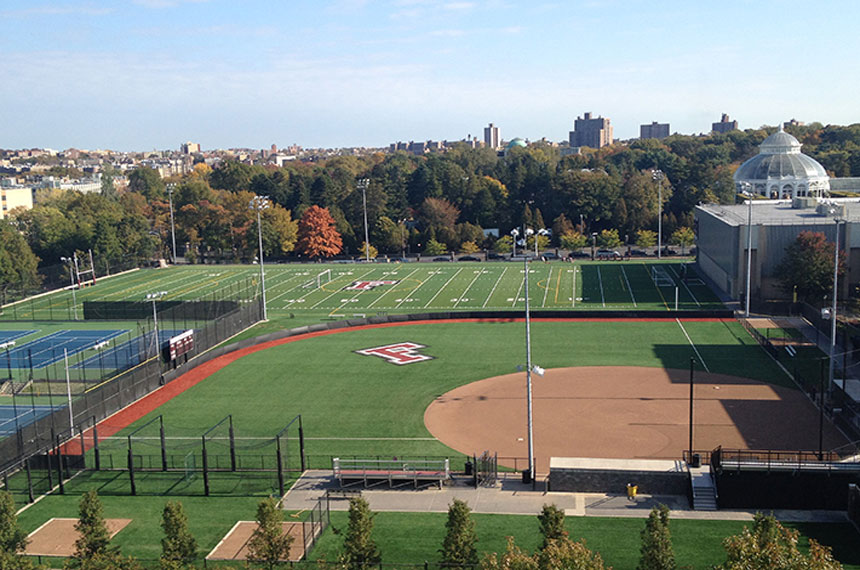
[537,536,608,570]
[596,229,622,248]
[480,537,537,570]
[716,513,842,570]
[440,499,478,567]
[0,220,40,304]
[424,239,447,256]
[246,497,293,569]
[774,231,845,303]
[0,491,27,559]
[159,501,197,570]
[635,230,657,248]
[460,241,480,254]
[494,235,513,254]
[67,491,140,569]
[537,504,566,550]
[358,242,379,260]
[340,497,381,570]
[670,227,695,255]
[127,167,166,200]
[559,231,587,251]
[637,505,674,570]
[99,165,117,198]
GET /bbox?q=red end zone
[64,317,730,453]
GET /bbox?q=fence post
[127,440,136,496]
[229,416,236,472]
[55,435,65,495]
[276,435,285,497]
[299,416,306,472]
[202,436,210,497]
[25,458,33,503]
[93,422,100,470]
[160,417,168,472]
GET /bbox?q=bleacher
[332,457,450,489]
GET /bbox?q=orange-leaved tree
[296,205,343,258]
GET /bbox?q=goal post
[303,269,331,289]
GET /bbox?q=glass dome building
[733,126,830,199]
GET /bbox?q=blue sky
[2,0,858,151]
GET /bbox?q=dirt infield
[424,366,848,473]
[206,521,312,561]
[25,518,131,557]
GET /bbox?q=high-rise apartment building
[569,112,613,149]
[181,141,201,154]
[640,121,670,140]
[484,123,500,149]
[712,114,738,134]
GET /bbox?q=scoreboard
[167,330,194,361]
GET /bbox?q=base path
[424,366,848,473]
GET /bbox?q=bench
[332,457,451,489]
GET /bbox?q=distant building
[181,142,201,154]
[784,118,804,129]
[569,112,613,149]
[640,121,670,140]
[484,123,500,150]
[712,114,738,134]
[0,186,35,219]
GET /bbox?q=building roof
[505,138,527,150]
[734,127,828,182]
[697,198,860,228]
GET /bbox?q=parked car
[568,251,590,259]
[629,249,649,257]
[457,255,481,262]
[659,247,678,256]
[487,252,506,260]
[596,249,622,260]
[432,256,451,262]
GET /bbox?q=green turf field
[1,259,721,323]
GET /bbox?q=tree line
[3,123,860,300]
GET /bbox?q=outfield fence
[0,295,264,503]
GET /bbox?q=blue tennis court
[0,404,62,437]
[73,329,183,370]
[0,330,37,345]
[3,330,128,369]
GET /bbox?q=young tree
[596,229,622,248]
[480,537,538,570]
[775,231,845,303]
[537,536,608,570]
[494,235,513,254]
[160,501,197,570]
[670,227,695,255]
[0,490,28,562]
[246,497,293,569]
[537,503,566,550]
[340,496,381,570]
[460,240,480,254]
[440,499,478,567]
[637,505,675,570]
[424,238,447,256]
[635,229,657,248]
[296,205,343,258]
[72,491,113,561]
[358,242,378,260]
[0,219,40,305]
[717,513,842,570]
[559,231,587,252]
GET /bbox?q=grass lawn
[309,511,860,570]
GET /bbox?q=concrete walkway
[281,470,848,523]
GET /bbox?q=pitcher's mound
[424,366,846,471]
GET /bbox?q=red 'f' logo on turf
[344,280,399,291]
[355,342,433,365]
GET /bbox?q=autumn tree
[596,229,622,248]
[537,504,566,550]
[537,536,608,570]
[716,513,842,570]
[559,231,587,252]
[247,497,293,569]
[340,496,381,570]
[635,230,657,248]
[479,537,537,570]
[637,505,674,570]
[440,499,478,567]
[494,235,513,254]
[670,227,695,255]
[296,205,343,258]
[774,231,845,303]
[160,501,197,570]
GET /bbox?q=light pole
[828,214,842,399]
[61,256,78,320]
[358,178,371,262]
[591,232,597,260]
[740,182,754,318]
[167,183,178,264]
[652,170,664,259]
[145,290,167,358]
[511,228,519,257]
[249,195,271,321]
[523,256,535,485]
[535,228,549,257]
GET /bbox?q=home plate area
[206,521,319,561]
[25,518,132,557]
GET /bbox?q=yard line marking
[424,268,462,308]
[483,266,507,308]
[541,266,552,307]
[455,268,483,308]
[676,318,710,372]
[310,269,375,309]
[669,266,701,307]
[620,265,637,307]
[394,273,432,309]
[512,271,525,308]
[596,266,606,307]
[368,267,421,308]
[645,262,670,310]
[554,265,562,305]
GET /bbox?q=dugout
[548,457,689,495]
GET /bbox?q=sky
[2,0,859,152]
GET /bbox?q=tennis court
[0,330,37,346]
[0,404,61,437]
[72,329,183,370]
[4,330,128,369]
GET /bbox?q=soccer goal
[302,269,331,289]
[651,266,675,288]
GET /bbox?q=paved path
[282,470,848,523]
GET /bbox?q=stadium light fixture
[249,195,271,321]
[827,210,844,399]
[145,290,168,359]
[523,256,536,487]
[651,169,664,259]
[358,179,371,262]
[510,228,519,257]
[167,183,178,265]
[60,256,78,321]
[739,182,754,318]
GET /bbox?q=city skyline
[2,0,859,151]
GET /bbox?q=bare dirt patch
[25,518,131,557]
[206,521,315,561]
[424,366,847,473]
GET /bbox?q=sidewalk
[281,470,848,523]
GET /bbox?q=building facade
[640,122,670,139]
[569,112,613,149]
[0,186,35,219]
[484,123,500,150]
[712,113,738,134]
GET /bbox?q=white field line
[310,269,376,309]
[597,266,606,307]
[676,318,710,372]
[454,269,484,308]
[332,268,391,312]
[541,266,551,308]
[172,269,244,299]
[512,269,525,308]
[368,267,421,308]
[266,273,316,305]
[483,266,508,308]
[424,268,463,308]
[669,266,701,307]
[394,270,436,309]
[620,265,637,307]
